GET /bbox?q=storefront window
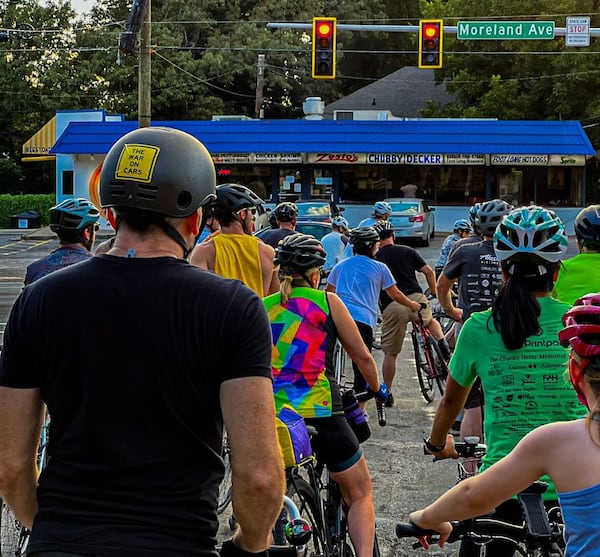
[215,165,272,200]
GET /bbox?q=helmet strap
[154,219,195,260]
[568,354,589,408]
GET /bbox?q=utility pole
[255,54,265,119]
[138,0,151,128]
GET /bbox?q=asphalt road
[0,229,580,557]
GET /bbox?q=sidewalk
[7,226,114,241]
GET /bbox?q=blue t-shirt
[321,231,346,271]
[357,217,377,227]
[327,255,395,328]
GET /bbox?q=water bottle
[342,390,371,443]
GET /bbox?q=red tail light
[409,215,424,223]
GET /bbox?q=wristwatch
[424,437,446,453]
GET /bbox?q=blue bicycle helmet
[332,216,349,230]
[574,204,600,244]
[453,219,472,233]
[50,198,100,232]
[372,201,392,217]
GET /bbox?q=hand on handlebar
[407,511,452,549]
[423,433,459,460]
[410,300,422,312]
[447,307,463,322]
[366,382,390,403]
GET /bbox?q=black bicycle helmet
[274,233,326,271]
[475,199,512,237]
[574,204,600,244]
[100,126,216,217]
[213,183,264,215]
[374,220,394,238]
[349,226,380,247]
[274,202,298,223]
[50,198,100,232]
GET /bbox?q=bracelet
[424,437,446,453]
[220,540,268,557]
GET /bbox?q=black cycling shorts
[305,415,362,473]
[464,377,483,410]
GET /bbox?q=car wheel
[430,227,435,240]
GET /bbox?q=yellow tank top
[213,234,265,296]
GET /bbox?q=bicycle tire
[1,501,24,556]
[285,476,327,557]
[426,338,448,397]
[217,433,233,515]
[411,331,434,403]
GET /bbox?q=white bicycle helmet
[494,205,568,263]
[475,199,512,237]
[332,216,349,230]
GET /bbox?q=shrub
[0,194,55,228]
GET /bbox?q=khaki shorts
[381,292,432,355]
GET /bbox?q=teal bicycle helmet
[494,205,568,264]
[50,198,100,232]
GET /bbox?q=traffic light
[312,17,336,79]
[418,19,443,69]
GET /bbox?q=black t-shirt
[260,228,296,249]
[375,244,426,310]
[442,239,503,321]
[0,255,273,556]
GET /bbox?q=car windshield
[389,202,419,213]
[297,203,330,217]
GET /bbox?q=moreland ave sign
[457,21,556,40]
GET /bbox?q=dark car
[254,221,332,242]
[295,201,344,223]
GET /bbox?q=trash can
[10,210,41,229]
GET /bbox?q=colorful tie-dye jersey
[264,287,340,418]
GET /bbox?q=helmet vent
[177,191,192,210]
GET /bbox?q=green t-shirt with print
[551,252,600,306]
[450,296,585,500]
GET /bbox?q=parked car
[295,200,344,223]
[383,198,435,246]
[254,221,332,242]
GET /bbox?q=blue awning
[50,119,595,157]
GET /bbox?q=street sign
[566,16,590,47]
[457,21,555,40]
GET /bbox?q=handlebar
[354,390,386,427]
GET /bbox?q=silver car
[384,198,436,246]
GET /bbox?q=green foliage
[0,194,55,228]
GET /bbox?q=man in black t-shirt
[0,127,285,557]
[260,201,298,249]
[374,222,449,406]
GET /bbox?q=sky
[70,0,92,14]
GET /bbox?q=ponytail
[490,261,559,350]
[278,266,320,305]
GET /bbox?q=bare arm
[189,241,214,270]
[221,377,285,552]
[419,264,437,298]
[409,424,554,546]
[0,387,45,529]
[324,283,336,293]
[259,243,279,296]
[436,273,462,322]
[385,285,422,312]
[327,293,380,391]
[427,376,470,455]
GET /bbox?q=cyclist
[264,233,389,557]
[326,226,421,400]
[374,221,450,406]
[552,204,600,305]
[24,197,100,285]
[408,292,600,556]
[322,215,350,274]
[436,198,511,441]
[0,127,285,556]
[197,212,221,243]
[424,205,583,556]
[434,218,472,277]
[190,183,279,297]
[259,201,298,249]
[358,201,393,227]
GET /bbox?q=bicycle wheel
[1,501,24,556]
[285,475,327,557]
[411,331,434,403]
[425,338,448,397]
[217,433,233,515]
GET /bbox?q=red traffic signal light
[418,19,443,69]
[312,17,336,79]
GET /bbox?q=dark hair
[114,208,165,234]
[489,260,560,350]
[352,244,374,257]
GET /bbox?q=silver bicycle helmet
[372,201,393,217]
[332,216,349,230]
[494,205,568,263]
[475,199,512,237]
[274,202,298,223]
[574,204,600,244]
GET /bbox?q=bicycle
[281,389,384,557]
[410,304,448,403]
[217,431,233,515]
[396,482,564,557]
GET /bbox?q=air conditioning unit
[211,115,255,121]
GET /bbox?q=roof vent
[303,97,325,120]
